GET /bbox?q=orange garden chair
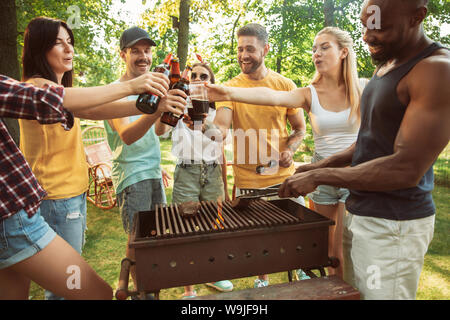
[81,125,117,210]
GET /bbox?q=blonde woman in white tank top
[206,27,368,278]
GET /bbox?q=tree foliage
[9,0,450,87]
[15,0,128,86]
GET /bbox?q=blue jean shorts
[307,153,350,205]
[39,193,87,254]
[0,208,56,270]
[39,193,87,300]
[117,179,167,234]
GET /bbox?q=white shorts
[343,212,435,300]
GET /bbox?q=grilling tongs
[231,184,281,210]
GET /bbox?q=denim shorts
[39,193,87,300]
[117,179,167,234]
[39,193,87,254]
[307,153,350,205]
[0,208,56,270]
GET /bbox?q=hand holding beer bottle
[135,53,172,114]
[161,59,191,127]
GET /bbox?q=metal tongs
[231,184,282,210]
[237,184,281,200]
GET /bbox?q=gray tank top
[346,42,446,221]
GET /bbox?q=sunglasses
[191,72,210,81]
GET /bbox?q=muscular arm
[295,143,355,174]
[280,55,450,197]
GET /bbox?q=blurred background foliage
[1,0,448,180]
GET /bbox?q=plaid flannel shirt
[0,75,74,221]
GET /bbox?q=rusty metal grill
[128,199,334,295]
[145,200,301,239]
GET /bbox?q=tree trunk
[276,0,288,74]
[177,0,190,70]
[0,0,21,145]
[230,13,242,63]
[324,0,335,27]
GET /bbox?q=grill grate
[149,200,301,239]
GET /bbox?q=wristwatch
[136,95,159,114]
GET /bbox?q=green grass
[29,138,449,300]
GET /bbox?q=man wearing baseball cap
[104,27,186,299]
[120,26,157,51]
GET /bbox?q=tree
[15,0,127,86]
[177,0,190,69]
[0,0,21,144]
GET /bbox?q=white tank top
[308,84,360,158]
[171,108,223,163]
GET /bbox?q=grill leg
[116,258,135,300]
[304,269,317,279]
[318,267,327,277]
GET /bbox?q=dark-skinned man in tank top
[278,0,449,299]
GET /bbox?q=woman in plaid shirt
[2,17,185,300]
[0,67,180,299]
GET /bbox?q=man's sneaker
[254,279,269,288]
[296,269,311,280]
[205,280,233,292]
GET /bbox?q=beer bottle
[160,64,191,127]
[169,57,181,88]
[135,53,172,114]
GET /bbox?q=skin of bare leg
[0,268,31,300]
[313,202,345,278]
[126,234,137,292]
[1,235,112,300]
[184,285,195,297]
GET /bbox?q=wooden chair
[81,125,117,210]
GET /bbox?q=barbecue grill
[116,198,337,300]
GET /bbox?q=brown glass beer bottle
[160,64,191,127]
[135,53,172,114]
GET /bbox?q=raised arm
[206,84,309,109]
[75,88,186,121]
[108,90,187,145]
[279,53,450,198]
[29,72,170,112]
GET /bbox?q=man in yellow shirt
[205,23,308,287]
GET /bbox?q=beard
[239,58,263,74]
[368,42,399,66]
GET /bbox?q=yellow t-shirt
[19,117,89,199]
[216,70,299,189]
